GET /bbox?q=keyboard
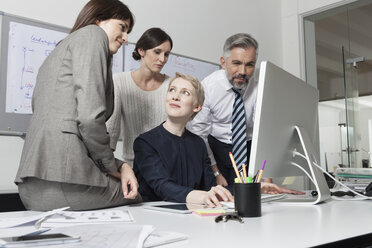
[221,194,285,209]
[277,190,318,203]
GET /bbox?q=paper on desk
[282,176,296,185]
[49,223,153,248]
[0,207,69,228]
[0,226,49,238]
[144,231,188,248]
[192,208,226,216]
[40,209,134,228]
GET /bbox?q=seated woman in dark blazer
[133,73,233,206]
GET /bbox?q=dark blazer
[133,124,216,202]
[15,25,123,187]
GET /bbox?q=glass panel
[310,9,349,171]
[304,1,372,170]
[343,46,361,168]
[347,4,372,168]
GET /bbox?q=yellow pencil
[229,152,242,183]
[242,163,247,183]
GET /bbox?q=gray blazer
[15,25,123,187]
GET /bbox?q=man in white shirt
[188,33,258,187]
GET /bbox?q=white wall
[122,0,283,65]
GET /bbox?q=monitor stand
[278,126,331,204]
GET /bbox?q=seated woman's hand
[260,182,305,195]
[203,185,234,207]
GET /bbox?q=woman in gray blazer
[15,0,141,211]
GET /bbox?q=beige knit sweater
[106,71,169,166]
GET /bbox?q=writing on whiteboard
[123,43,219,81]
[31,35,59,47]
[5,21,67,114]
[168,56,196,72]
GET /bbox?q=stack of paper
[40,210,134,228]
[0,208,189,248]
[50,223,153,248]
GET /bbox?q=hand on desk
[260,182,304,195]
[186,185,234,207]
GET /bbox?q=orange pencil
[229,152,242,183]
[242,163,247,183]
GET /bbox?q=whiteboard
[124,43,220,81]
[0,13,124,135]
[0,13,70,135]
[5,21,67,114]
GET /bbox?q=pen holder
[234,182,261,217]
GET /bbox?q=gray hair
[223,33,258,59]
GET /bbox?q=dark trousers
[208,135,251,186]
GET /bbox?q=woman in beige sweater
[106,28,173,168]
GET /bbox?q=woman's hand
[119,163,139,199]
[203,185,234,207]
[206,185,233,207]
[186,185,233,207]
[260,182,304,195]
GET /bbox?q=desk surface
[1,199,371,247]
[127,200,372,247]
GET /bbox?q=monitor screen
[248,61,320,180]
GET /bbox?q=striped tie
[231,88,247,171]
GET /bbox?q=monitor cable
[292,150,372,201]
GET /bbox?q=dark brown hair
[132,28,173,60]
[70,0,134,34]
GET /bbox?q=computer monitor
[248,61,330,204]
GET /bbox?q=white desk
[1,200,371,247]
[125,200,372,247]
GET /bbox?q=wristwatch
[213,171,220,177]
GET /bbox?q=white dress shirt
[187,69,258,165]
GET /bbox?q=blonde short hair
[168,72,205,119]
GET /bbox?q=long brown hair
[132,28,173,60]
[70,0,135,34]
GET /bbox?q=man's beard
[229,74,250,89]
